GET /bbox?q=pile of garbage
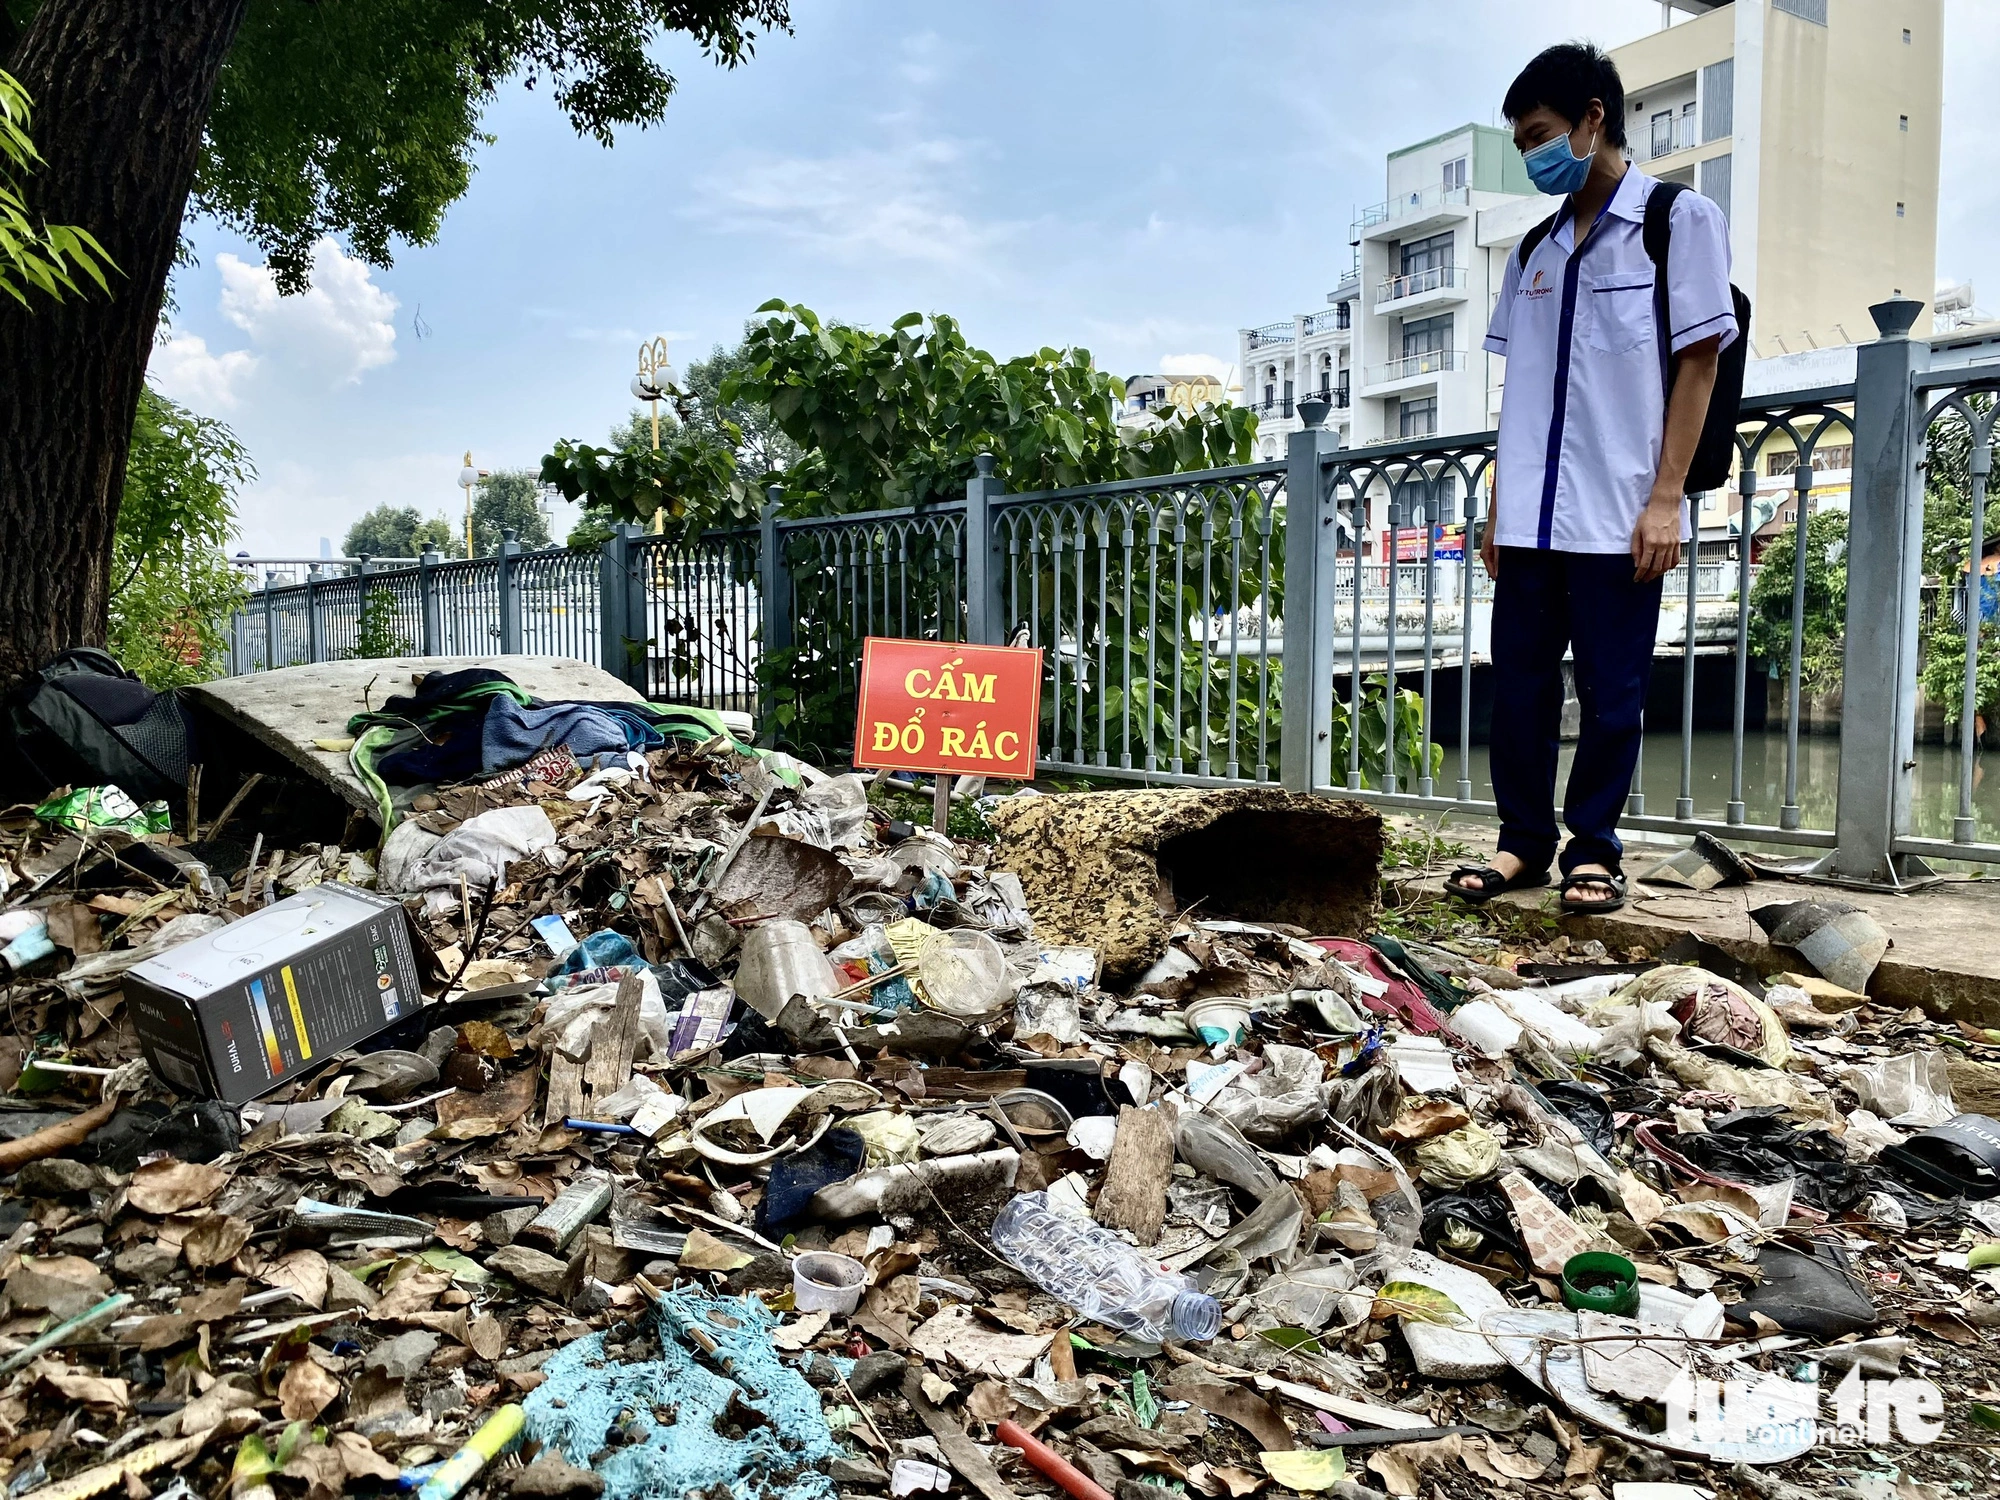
[2,673,1999,1500]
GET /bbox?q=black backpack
[2,648,195,808]
[1516,179,1751,496]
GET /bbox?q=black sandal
[1444,864,1551,905]
[1559,870,1628,914]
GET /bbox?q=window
[1681,101,1697,150]
[1897,202,1906,217]
[1400,232,1453,277]
[1900,114,1910,131]
[1774,0,1826,22]
[1442,156,1467,192]
[1651,109,1675,158]
[1399,397,1438,439]
[1336,301,1351,330]
[1767,444,1853,477]
[1903,27,1912,42]
[1319,356,1332,396]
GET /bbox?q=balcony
[1303,307,1352,336]
[1253,397,1295,419]
[1351,184,1472,242]
[1246,321,1295,350]
[1647,111,1699,161]
[1314,383,1352,410]
[1362,348,1464,394]
[1374,264,1468,313]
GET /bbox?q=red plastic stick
[995,1420,1115,1500]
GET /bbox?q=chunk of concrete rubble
[486,1243,573,1297]
[987,787,1383,981]
[1395,1248,1509,1380]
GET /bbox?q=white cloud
[147,331,259,410]
[689,137,1014,272]
[148,238,398,409]
[217,238,398,387]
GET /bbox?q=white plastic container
[792,1251,867,1315]
[733,919,839,1020]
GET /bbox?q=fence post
[963,454,1006,644]
[1279,423,1343,791]
[305,566,325,664]
[599,523,649,693]
[758,491,793,748]
[1822,295,1930,885]
[497,528,523,655]
[262,573,277,671]
[419,546,441,656]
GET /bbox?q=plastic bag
[390,805,557,914]
[34,784,169,836]
[915,928,1013,1022]
[1840,1052,1956,1128]
[1210,1044,1328,1144]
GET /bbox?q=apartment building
[1238,0,1942,469]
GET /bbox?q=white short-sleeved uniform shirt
[1483,166,1737,554]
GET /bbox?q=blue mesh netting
[522,1289,836,1500]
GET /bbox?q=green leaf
[1372,1282,1467,1326]
[1257,1327,1324,1356]
[1968,1244,2000,1271]
[1971,1402,2000,1432]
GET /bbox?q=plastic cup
[792,1251,867,1315]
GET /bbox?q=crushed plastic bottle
[989,1190,1220,1343]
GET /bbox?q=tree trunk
[0,0,249,690]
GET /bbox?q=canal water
[1449,731,1999,852]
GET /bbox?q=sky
[150,0,2000,557]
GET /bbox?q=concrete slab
[186,656,642,816]
[1384,814,2000,1027]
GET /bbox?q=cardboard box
[124,883,424,1103]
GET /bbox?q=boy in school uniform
[1446,41,1737,916]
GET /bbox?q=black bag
[1514,178,1751,496]
[3,648,195,806]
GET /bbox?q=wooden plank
[902,1366,1021,1500]
[1094,1103,1176,1246]
[582,970,644,1107]
[544,1052,586,1127]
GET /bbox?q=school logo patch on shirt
[1522,268,1552,300]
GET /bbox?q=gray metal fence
[226,299,2000,882]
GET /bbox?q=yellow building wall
[1756,0,1941,350]
[1612,4,1734,109]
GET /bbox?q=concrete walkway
[1382,814,2000,1027]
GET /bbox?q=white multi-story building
[1240,121,1537,462]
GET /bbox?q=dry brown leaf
[770,1309,831,1352]
[965,1381,1017,1426]
[126,1161,229,1216]
[1207,1464,1265,1497]
[282,1440,348,1500]
[334,1431,401,1482]
[370,1269,451,1323]
[467,1314,507,1361]
[261,1249,330,1311]
[679,1228,754,1272]
[278,1357,341,1422]
[181,1213,252,1270]
[33,1360,127,1408]
[1367,1449,1419,1498]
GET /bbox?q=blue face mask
[1522,129,1596,196]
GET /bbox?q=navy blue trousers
[1489,548,1663,877]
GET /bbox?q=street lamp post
[630,337,678,534]
[457,452,490,559]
